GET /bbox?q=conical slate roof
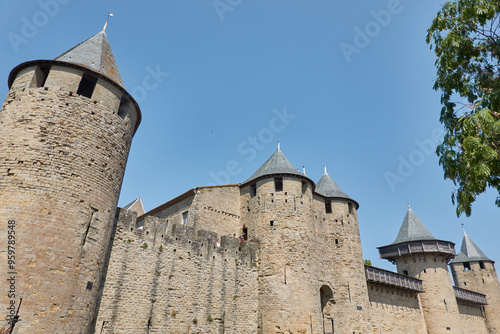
[243,147,301,184]
[391,207,436,244]
[315,166,357,208]
[55,31,124,87]
[451,231,492,263]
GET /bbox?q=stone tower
[0,30,140,333]
[313,166,370,333]
[450,231,500,332]
[378,206,460,333]
[239,146,369,333]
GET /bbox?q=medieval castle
[1,28,499,334]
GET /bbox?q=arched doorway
[320,285,335,334]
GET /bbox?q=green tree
[427,0,500,216]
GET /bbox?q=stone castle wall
[95,208,259,333]
[0,64,135,333]
[366,282,426,333]
[150,185,242,239]
[95,182,497,334]
[451,261,500,333]
[456,302,489,334]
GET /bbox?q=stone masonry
[0,31,140,334]
[1,30,499,334]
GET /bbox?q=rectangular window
[182,211,188,225]
[403,270,409,276]
[77,73,97,98]
[34,65,51,88]
[325,200,332,213]
[464,262,471,271]
[274,177,283,192]
[479,261,485,269]
[250,184,256,197]
[348,202,354,214]
[118,96,130,119]
[302,180,307,194]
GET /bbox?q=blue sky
[1,0,498,271]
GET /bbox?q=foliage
[427,0,500,216]
[364,259,372,266]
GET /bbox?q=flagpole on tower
[103,12,114,33]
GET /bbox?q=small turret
[378,206,462,333]
[240,144,321,332]
[313,165,369,332]
[450,230,500,332]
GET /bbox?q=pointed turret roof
[451,231,492,263]
[391,206,436,244]
[315,165,358,208]
[379,205,456,261]
[55,31,124,87]
[243,145,301,184]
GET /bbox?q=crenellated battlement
[114,208,258,265]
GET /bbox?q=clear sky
[1,0,498,271]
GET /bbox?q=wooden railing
[365,266,424,292]
[378,240,456,262]
[454,287,487,305]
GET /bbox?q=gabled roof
[315,166,358,208]
[122,198,145,216]
[243,147,302,184]
[451,231,492,263]
[391,207,436,244]
[55,31,124,87]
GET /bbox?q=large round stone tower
[378,206,461,334]
[0,29,140,333]
[239,145,369,333]
[450,231,500,333]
